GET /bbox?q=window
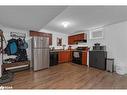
[90,29,103,39]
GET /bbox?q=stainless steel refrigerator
[31,36,49,71]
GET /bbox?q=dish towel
[73,52,80,58]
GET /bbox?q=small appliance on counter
[50,47,55,51]
[93,43,106,51]
[62,44,66,50]
[68,46,72,50]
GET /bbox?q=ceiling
[0,6,67,31]
[43,6,127,34]
[1,6,127,34]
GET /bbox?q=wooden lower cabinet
[58,51,72,63]
[82,51,87,65]
[58,50,87,65]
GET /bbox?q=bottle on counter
[62,45,66,50]
[68,45,72,50]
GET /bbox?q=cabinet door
[69,51,73,62]
[95,51,106,70]
[68,33,86,45]
[68,36,72,45]
[77,33,84,41]
[58,51,71,63]
[80,33,85,40]
[89,51,98,68]
[89,51,106,70]
[58,52,66,63]
[82,52,87,65]
[68,36,75,45]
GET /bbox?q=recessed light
[62,21,70,28]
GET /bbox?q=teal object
[10,42,17,54]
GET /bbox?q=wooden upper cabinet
[68,33,87,45]
[30,30,52,45]
[68,36,75,45]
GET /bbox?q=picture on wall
[57,37,62,46]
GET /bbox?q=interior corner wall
[39,29,68,49]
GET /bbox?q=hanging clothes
[17,38,28,49]
[4,37,28,61]
[16,49,28,61]
[4,39,18,55]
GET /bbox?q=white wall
[104,22,127,67]
[39,29,68,49]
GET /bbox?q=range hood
[74,39,87,44]
[78,39,87,43]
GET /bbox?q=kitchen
[0,6,127,89]
[29,30,88,70]
[30,29,106,70]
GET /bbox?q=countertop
[50,49,88,53]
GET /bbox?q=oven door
[72,51,82,64]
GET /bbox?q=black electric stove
[72,47,88,65]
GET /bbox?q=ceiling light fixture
[62,21,70,28]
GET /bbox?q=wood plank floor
[1,63,127,89]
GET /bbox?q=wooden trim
[2,61,30,70]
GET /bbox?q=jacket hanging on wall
[4,37,28,61]
[17,38,28,49]
[4,39,18,55]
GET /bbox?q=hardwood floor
[1,63,127,89]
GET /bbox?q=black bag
[16,49,28,61]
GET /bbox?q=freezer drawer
[33,49,49,71]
